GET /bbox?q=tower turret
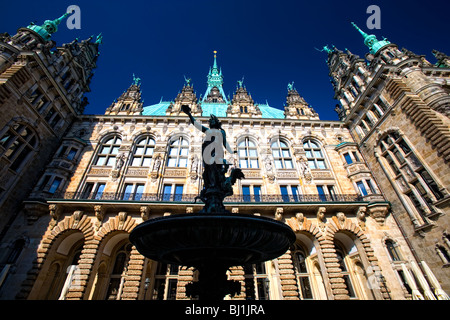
[168,77,202,116]
[283,82,319,120]
[227,78,261,117]
[105,74,144,115]
[203,51,228,103]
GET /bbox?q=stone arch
[301,134,326,146]
[374,126,401,147]
[25,226,86,299]
[324,214,390,300]
[130,130,157,144]
[17,211,94,299]
[167,131,190,145]
[266,132,295,147]
[284,216,331,299]
[235,133,259,146]
[97,213,137,238]
[79,214,140,300]
[95,129,123,144]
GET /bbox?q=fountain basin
[129,213,296,268]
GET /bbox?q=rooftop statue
[181,105,244,213]
[184,75,192,86]
[132,73,141,86]
[287,81,295,91]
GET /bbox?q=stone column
[177,266,195,300]
[120,246,145,300]
[318,236,349,300]
[278,251,299,300]
[65,237,100,300]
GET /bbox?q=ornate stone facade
[0,19,448,301]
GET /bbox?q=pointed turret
[283,82,319,120]
[105,74,143,115]
[203,51,228,103]
[169,76,202,116]
[227,78,261,117]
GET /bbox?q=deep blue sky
[2,0,449,120]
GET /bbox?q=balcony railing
[48,192,364,203]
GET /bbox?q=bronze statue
[182,105,244,213]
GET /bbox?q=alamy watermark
[366,5,381,30]
[66,5,81,30]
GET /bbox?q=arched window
[335,247,357,299]
[292,246,313,299]
[95,135,122,166]
[58,243,83,300]
[131,136,155,167]
[105,243,132,300]
[271,139,293,169]
[0,122,38,172]
[238,137,259,169]
[385,239,402,262]
[167,137,189,167]
[303,139,326,169]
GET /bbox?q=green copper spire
[95,33,103,45]
[27,11,71,41]
[203,50,228,103]
[351,22,390,55]
[315,45,334,54]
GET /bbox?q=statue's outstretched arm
[221,130,236,154]
[182,105,207,133]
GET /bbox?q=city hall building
[0,13,449,300]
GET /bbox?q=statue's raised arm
[182,105,208,133]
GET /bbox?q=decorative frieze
[164,168,187,178]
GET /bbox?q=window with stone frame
[271,138,294,169]
[243,262,270,300]
[105,242,133,300]
[303,139,327,169]
[238,137,259,169]
[94,135,122,166]
[335,245,357,299]
[130,135,155,167]
[167,136,189,168]
[385,239,402,262]
[378,131,444,218]
[291,244,314,299]
[151,262,180,300]
[0,122,38,173]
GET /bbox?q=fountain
[129,106,296,300]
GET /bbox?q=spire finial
[213,50,218,69]
[351,22,368,38]
[26,10,72,41]
[95,33,103,45]
[315,45,333,54]
[350,22,390,55]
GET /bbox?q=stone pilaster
[278,251,299,300]
[228,266,245,300]
[121,247,145,300]
[177,267,195,300]
[65,238,100,300]
[318,235,349,300]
